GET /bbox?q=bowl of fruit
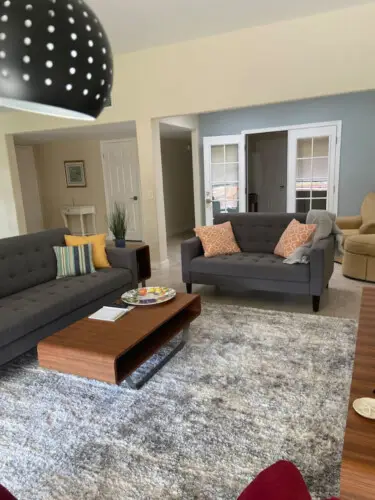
[121,287,176,306]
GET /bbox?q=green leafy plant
[108,202,127,240]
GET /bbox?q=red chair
[0,485,16,500]
[238,460,339,500]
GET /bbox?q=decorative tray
[353,397,375,420]
[121,287,176,306]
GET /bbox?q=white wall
[161,138,195,237]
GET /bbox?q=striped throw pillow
[53,244,95,279]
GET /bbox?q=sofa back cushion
[0,228,70,299]
[214,213,307,253]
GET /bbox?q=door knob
[131,196,138,201]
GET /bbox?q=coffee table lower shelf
[122,326,190,389]
[38,293,201,389]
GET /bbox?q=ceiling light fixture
[0,0,113,121]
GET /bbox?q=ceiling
[86,0,371,53]
[14,121,191,145]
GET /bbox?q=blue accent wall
[199,91,375,216]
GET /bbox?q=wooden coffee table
[38,293,201,389]
[340,287,375,499]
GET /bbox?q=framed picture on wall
[64,161,86,188]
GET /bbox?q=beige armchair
[336,192,375,269]
[336,192,375,238]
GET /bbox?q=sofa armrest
[336,215,362,230]
[106,247,138,288]
[359,221,375,234]
[181,237,203,283]
[309,235,335,296]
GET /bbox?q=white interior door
[203,135,245,225]
[101,139,142,241]
[287,125,339,213]
[16,145,44,233]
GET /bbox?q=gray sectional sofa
[182,213,335,312]
[0,228,139,366]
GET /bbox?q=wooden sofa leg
[312,296,320,312]
[186,283,192,294]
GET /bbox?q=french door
[203,135,246,225]
[101,139,142,241]
[287,125,339,213]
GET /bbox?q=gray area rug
[0,304,357,500]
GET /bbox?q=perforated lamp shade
[0,0,113,120]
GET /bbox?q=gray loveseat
[182,213,335,312]
[0,228,139,366]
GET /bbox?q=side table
[127,242,151,286]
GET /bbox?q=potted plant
[108,202,127,248]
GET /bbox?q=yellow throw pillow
[64,234,111,269]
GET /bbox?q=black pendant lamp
[0,0,113,120]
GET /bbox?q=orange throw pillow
[274,219,317,258]
[194,221,241,258]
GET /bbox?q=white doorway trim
[241,120,342,214]
[100,138,143,241]
[191,129,202,227]
[203,134,246,224]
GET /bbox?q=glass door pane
[204,135,245,224]
[294,135,330,212]
[297,138,312,158]
[225,144,239,162]
[211,163,225,183]
[313,137,329,157]
[211,144,239,215]
[211,145,225,163]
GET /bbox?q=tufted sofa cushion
[0,268,132,349]
[214,213,307,253]
[190,252,310,283]
[0,228,70,299]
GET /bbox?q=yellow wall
[2,3,375,261]
[161,138,195,237]
[34,139,108,235]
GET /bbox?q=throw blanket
[284,210,344,264]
